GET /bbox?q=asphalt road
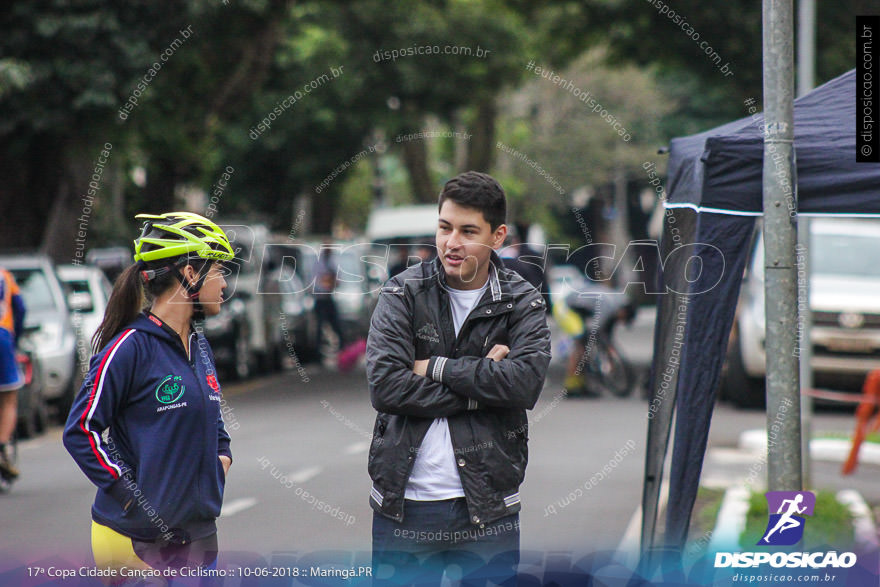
[0,309,872,584]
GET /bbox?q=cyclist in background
[0,266,25,481]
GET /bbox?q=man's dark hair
[437,171,507,230]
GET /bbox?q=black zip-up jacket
[366,251,552,526]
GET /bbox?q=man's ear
[493,224,508,249]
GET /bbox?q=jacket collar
[431,249,507,302]
[135,311,196,361]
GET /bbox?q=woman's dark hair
[92,258,209,351]
[437,171,507,230]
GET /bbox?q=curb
[740,429,880,466]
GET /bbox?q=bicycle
[561,286,637,398]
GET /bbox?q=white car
[56,264,113,357]
[0,254,79,416]
[722,218,880,407]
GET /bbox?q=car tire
[16,393,37,440]
[33,389,49,434]
[722,328,766,409]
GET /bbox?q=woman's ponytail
[92,264,145,352]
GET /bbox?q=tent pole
[762,0,802,491]
[797,0,816,97]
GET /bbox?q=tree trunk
[0,135,63,252]
[141,158,178,214]
[309,190,337,235]
[43,140,114,264]
[401,133,435,203]
[466,98,497,172]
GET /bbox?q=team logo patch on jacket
[155,375,186,404]
[416,323,440,343]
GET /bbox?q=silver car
[0,254,79,417]
[722,218,880,407]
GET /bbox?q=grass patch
[740,490,853,550]
[815,430,880,444]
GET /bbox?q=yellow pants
[91,521,154,583]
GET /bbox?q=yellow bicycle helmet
[133,212,235,264]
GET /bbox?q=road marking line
[837,489,879,548]
[708,485,750,552]
[617,480,669,570]
[344,441,370,455]
[220,497,257,517]
[707,447,764,465]
[287,466,322,483]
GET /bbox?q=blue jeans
[372,498,520,587]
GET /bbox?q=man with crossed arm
[366,171,552,586]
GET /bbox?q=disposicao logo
[714,490,857,570]
[759,491,815,546]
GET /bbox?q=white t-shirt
[404,280,489,501]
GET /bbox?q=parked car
[203,295,254,380]
[365,204,438,245]
[0,254,79,419]
[16,335,48,439]
[85,246,131,284]
[276,261,318,365]
[203,222,284,378]
[56,264,113,352]
[297,241,379,345]
[721,218,880,407]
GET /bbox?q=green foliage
[598,0,864,125]
[337,158,375,233]
[1,0,865,251]
[494,47,673,243]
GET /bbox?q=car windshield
[9,268,57,312]
[63,279,91,294]
[812,233,880,278]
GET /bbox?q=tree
[495,47,674,245]
[0,0,294,258]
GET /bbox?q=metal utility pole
[763,0,802,491]
[797,0,816,487]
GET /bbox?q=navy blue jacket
[63,312,231,542]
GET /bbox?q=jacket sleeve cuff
[427,356,449,383]
[428,356,479,410]
[107,475,136,512]
[218,447,232,461]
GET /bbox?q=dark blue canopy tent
[641,69,880,556]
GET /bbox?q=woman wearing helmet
[63,212,236,582]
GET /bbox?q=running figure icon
[762,494,807,543]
